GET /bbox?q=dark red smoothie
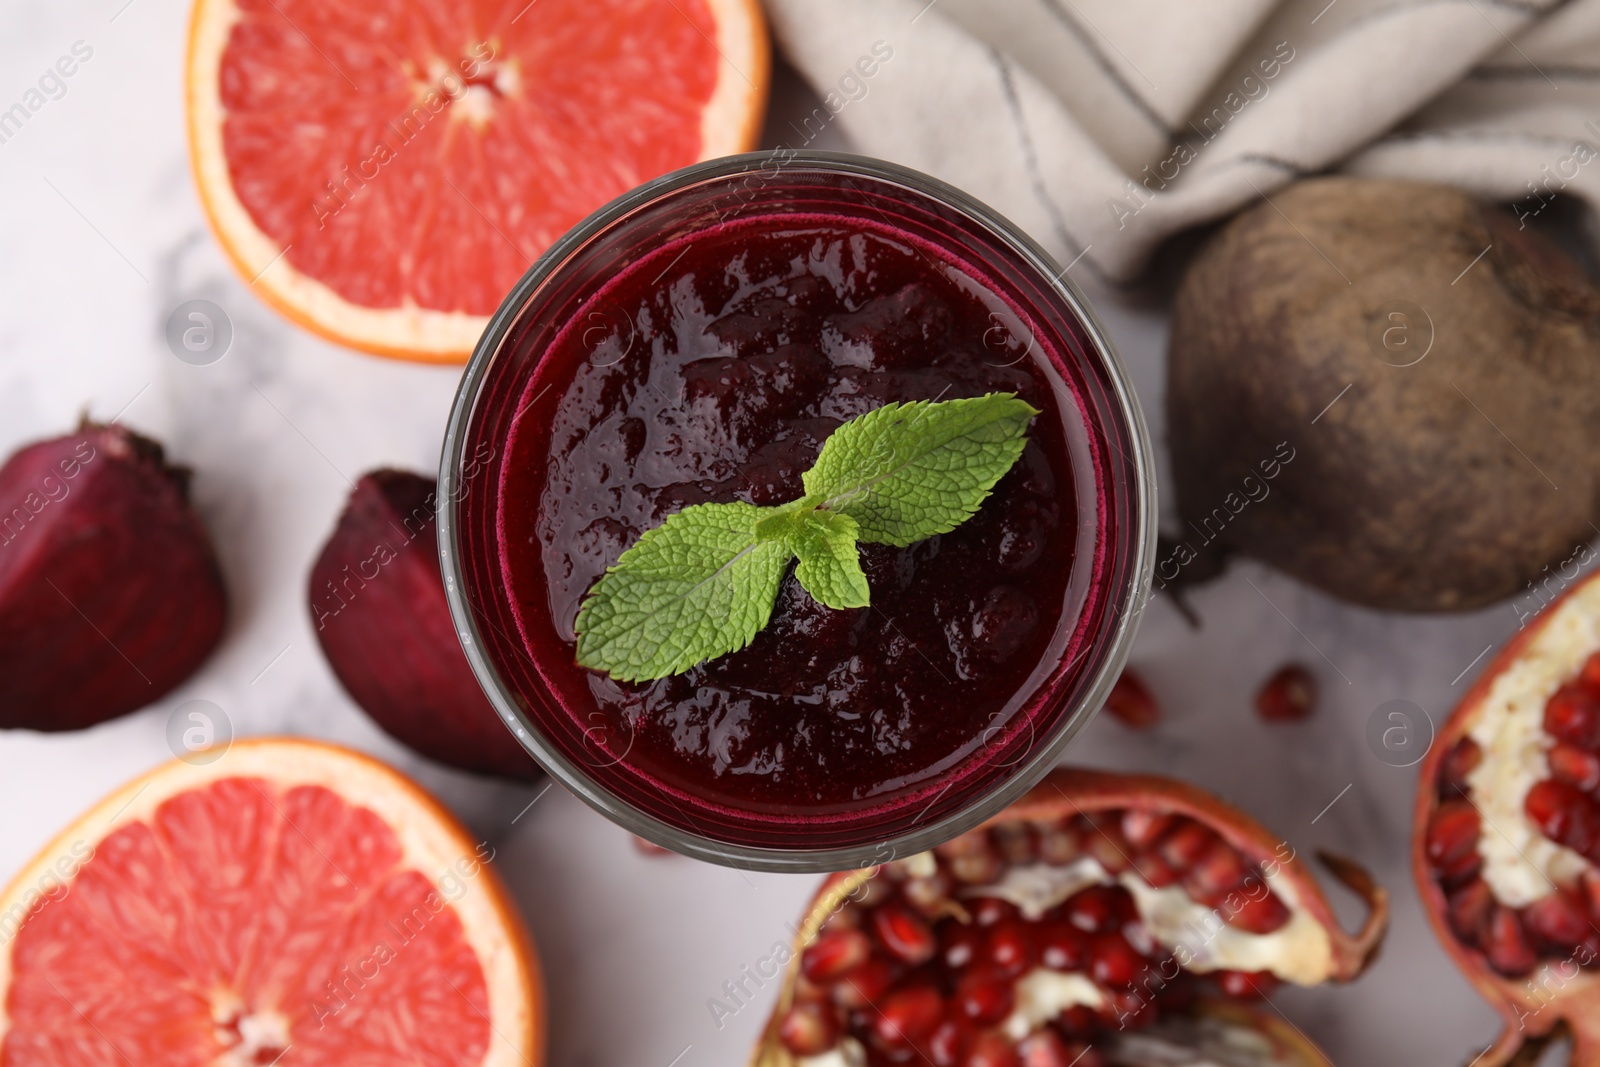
[497,212,1095,826]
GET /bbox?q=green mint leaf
[574,502,793,682]
[802,393,1041,547]
[790,509,869,610]
[572,392,1037,681]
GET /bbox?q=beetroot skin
[309,470,541,781]
[0,422,227,730]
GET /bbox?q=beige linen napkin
[762,0,1600,282]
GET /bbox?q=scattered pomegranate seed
[872,986,944,1051]
[831,955,894,1009]
[1448,882,1491,945]
[1550,742,1600,792]
[1526,779,1600,860]
[1439,736,1483,799]
[631,835,673,856]
[1183,838,1251,905]
[1523,891,1590,949]
[965,1031,1020,1067]
[1485,905,1538,977]
[872,903,937,965]
[1545,685,1600,749]
[801,928,871,983]
[927,1015,972,1067]
[777,1001,840,1055]
[1121,810,1176,847]
[1228,889,1293,935]
[985,919,1035,978]
[1424,800,1482,879]
[1105,668,1160,729]
[1088,931,1145,988]
[1039,921,1088,971]
[1215,969,1278,999]
[1255,664,1316,722]
[955,968,1015,1025]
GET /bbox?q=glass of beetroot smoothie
[440,153,1154,871]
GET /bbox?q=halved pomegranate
[1416,567,1600,1064]
[753,767,1387,1067]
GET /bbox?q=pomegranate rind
[184,0,770,363]
[1415,567,1600,1066]
[751,767,1383,1066]
[0,737,543,1066]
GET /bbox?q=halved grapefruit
[186,0,769,362]
[0,738,542,1066]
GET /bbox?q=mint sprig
[574,393,1040,682]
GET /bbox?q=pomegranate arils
[1545,685,1600,749]
[873,903,937,964]
[0,422,226,731]
[1215,969,1273,999]
[1088,931,1144,987]
[955,968,1015,1025]
[1439,736,1483,799]
[1081,819,1135,873]
[984,919,1034,977]
[1183,839,1250,905]
[928,1016,972,1067]
[1255,663,1316,722]
[1526,779,1600,861]
[941,923,982,970]
[802,928,871,983]
[1065,885,1131,933]
[1039,921,1088,971]
[832,954,894,1008]
[1036,822,1082,865]
[1580,651,1600,693]
[1016,1030,1075,1067]
[1425,800,1482,873]
[965,1032,1020,1067]
[309,471,541,780]
[872,987,943,1051]
[972,897,1021,927]
[1229,890,1293,935]
[1105,668,1159,729]
[1550,742,1600,792]
[990,823,1037,864]
[777,1001,839,1055]
[1132,849,1182,888]
[1157,820,1215,870]
[1523,892,1591,949]
[1446,883,1491,947]
[1121,810,1175,848]
[1485,905,1538,977]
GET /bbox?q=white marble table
[0,4,1544,1064]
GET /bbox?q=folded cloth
[763,0,1600,283]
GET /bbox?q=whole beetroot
[0,421,227,729]
[1167,178,1600,611]
[309,470,541,780]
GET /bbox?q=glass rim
[438,150,1158,873]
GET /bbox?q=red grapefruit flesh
[187,0,769,361]
[0,739,541,1066]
